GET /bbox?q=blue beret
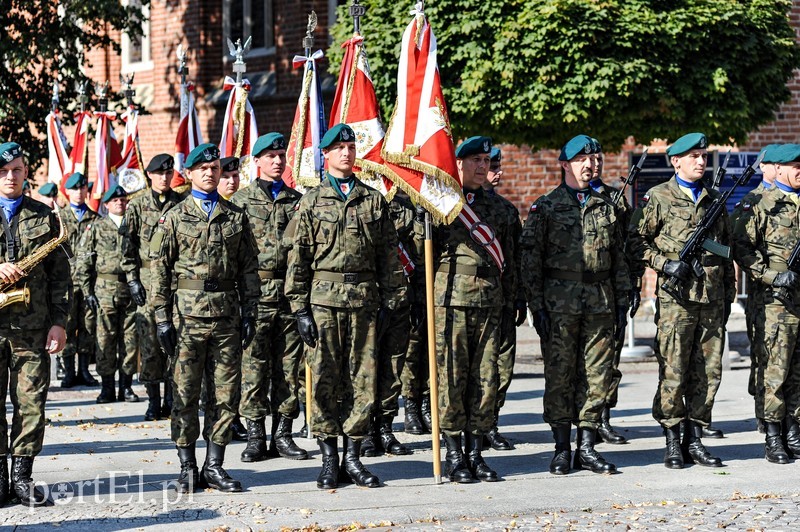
[490,147,501,162]
[38,182,58,197]
[319,124,356,150]
[759,144,782,164]
[591,138,603,154]
[666,133,707,157]
[253,133,287,156]
[220,157,240,172]
[65,172,88,189]
[146,154,174,173]
[102,184,127,203]
[185,143,220,169]
[455,136,492,159]
[0,142,23,167]
[769,144,800,164]
[559,135,594,161]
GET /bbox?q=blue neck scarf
[270,180,284,200]
[589,179,604,193]
[0,195,23,222]
[775,180,800,196]
[565,185,591,207]
[763,180,774,190]
[191,189,219,218]
[327,172,355,201]
[70,202,88,222]
[675,174,703,202]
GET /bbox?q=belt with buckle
[313,271,375,284]
[436,263,498,278]
[176,279,237,291]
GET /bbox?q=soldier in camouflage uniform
[400,322,431,434]
[628,132,735,470]
[285,124,403,489]
[150,143,259,493]
[733,143,800,464]
[0,142,70,506]
[121,154,185,421]
[60,172,100,388]
[230,132,307,463]
[218,157,241,200]
[77,185,139,405]
[521,134,629,476]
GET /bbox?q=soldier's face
[592,153,604,180]
[324,142,356,177]
[255,150,286,181]
[561,154,595,189]
[458,154,490,190]
[188,161,221,193]
[672,149,707,182]
[66,185,87,205]
[778,162,800,189]
[218,170,240,197]
[0,158,27,199]
[149,170,170,194]
[106,196,127,216]
[486,161,502,188]
[760,162,777,185]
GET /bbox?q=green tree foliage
[0,1,147,166]
[329,1,800,150]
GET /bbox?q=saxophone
[0,205,69,310]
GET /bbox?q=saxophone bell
[0,284,30,310]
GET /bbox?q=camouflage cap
[185,143,221,169]
[101,184,128,203]
[559,134,594,161]
[38,182,58,198]
[0,142,23,167]
[145,153,174,173]
[455,136,492,159]
[65,172,88,189]
[666,132,707,157]
[221,156,240,172]
[319,124,356,150]
[253,132,287,156]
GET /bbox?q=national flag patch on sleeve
[743,202,752,211]
[158,215,166,224]
[642,193,650,203]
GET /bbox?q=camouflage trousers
[543,311,614,429]
[605,325,625,409]
[376,304,411,418]
[746,282,767,418]
[170,315,241,447]
[63,285,96,359]
[95,278,138,377]
[239,301,303,421]
[496,309,517,413]
[138,270,168,384]
[308,304,377,440]
[652,298,724,429]
[401,324,429,401]
[760,300,800,422]
[0,328,50,456]
[435,305,500,436]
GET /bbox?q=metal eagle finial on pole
[227,36,252,85]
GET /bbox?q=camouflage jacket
[0,196,70,330]
[75,216,127,296]
[628,177,736,304]
[520,184,630,314]
[413,187,515,309]
[731,182,767,228]
[149,195,260,322]
[285,177,404,311]
[62,205,100,283]
[230,180,302,305]
[388,191,419,306]
[121,188,185,283]
[592,181,640,286]
[489,189,524,305]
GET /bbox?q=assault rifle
[612,148,648,206]
[774,240,800,308]
[661,150,765,301]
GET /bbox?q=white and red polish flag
[219,77,259,186]
[381,2,463,224]
[116,105,146,193]
[64,110,92,196]
[90,110,123,212]
[172,81,204,188]
[45,109,70,190]
[283,50,326,192]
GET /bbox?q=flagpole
[424,209,442,484]
[303,13,316,439]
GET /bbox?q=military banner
[172,45,204,188]
[65,110,92,196]
[90,110,122,211]
[45,109,70,190]
[219,77,259,186]
[116,105,146,193]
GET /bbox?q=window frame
[222,0,276,62]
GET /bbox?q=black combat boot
[298,410,309,438]
[379,416,411,455]
[403,397,427,435]
[341,438,380,488]
[229,416,248,442]
[573,428,616,474]
[202,441,242,492]
[360,415,381,457]
[76,353,99,386]
[272,415,308,460]
[119,373,139,403]
[443,433,474,483]
[420,394,433,432]
[465,433,498,482]
[11,456,48,506]
[316,437,339,489]
[485,413,512,451]
[783,416,800,457]
[175,444,200,493]
[144,383,161,421]
[682,421,723,467]
[96,375,116,404]
[598,407,627,444]
[241,418,269,462]
[161,379,173,419]
[765,422,790,464]
[0,455,8,507]
[702,424,724,439]
[663,424,684,469]
[549,425,571,475]
[56,355,66,380]
[337,435,353,485]
[60,355,76,388]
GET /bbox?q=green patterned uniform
[150,196,259,447]
[521,184,629,429]
[628,178,736,429]
[230,180,303,420]
[0,197,70,456]
[285,177,403,439]
[62,206,100,361]
[121,189,184,383]
[76,216,138,377]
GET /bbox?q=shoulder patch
[158,215,166,224]
[642,193,650,203]
[743,202,752,211]
[529,203,538,213]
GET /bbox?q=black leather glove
[629,289,641,318]
[663,259,691,281]
[84,294,99,312]
[296,307,319,348]
[128,280,146,307]
[377,306,392,341]
[532,308,551,341]
[156,321,177,358]
[774,271,800,289]
[415,204,426,223]
[514,300,528,327]
[614,305,628,342]
[241,316,256,350]
[723,300,732,324]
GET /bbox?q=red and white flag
[64,110,92,196]
[90,110,123,212]
[283,50,326,191]
[172,81,204,188]
[219,77,259,186]
[382,3,463,224]
[45,110,70,190]
[116,105,146,193]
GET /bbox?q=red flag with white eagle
[219,77,259,186]
[381,3,463,224]
[172,81,203,188]
[90,110,123,212]
[116,105,147,193]
[45,110,70,190]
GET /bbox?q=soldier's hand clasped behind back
[156,321,177,357]
[295,307,319,348]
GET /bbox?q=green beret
[666,132,707,157]
[559,135,594,161]
[760,144,783,164]
[102,184,127,203]
[220,157,240,173]
[319,124,356,150]
[770,144,800,164]
[38,182,58,198]
[185,143,220,169]
[455,136,492,159]
[65,172,88,189]
[591,137,603,154]
[0,142,23,167]
[87,181,94,192]
[146,153,174,173]
[490,147,501,162]
[253,133,287,156]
